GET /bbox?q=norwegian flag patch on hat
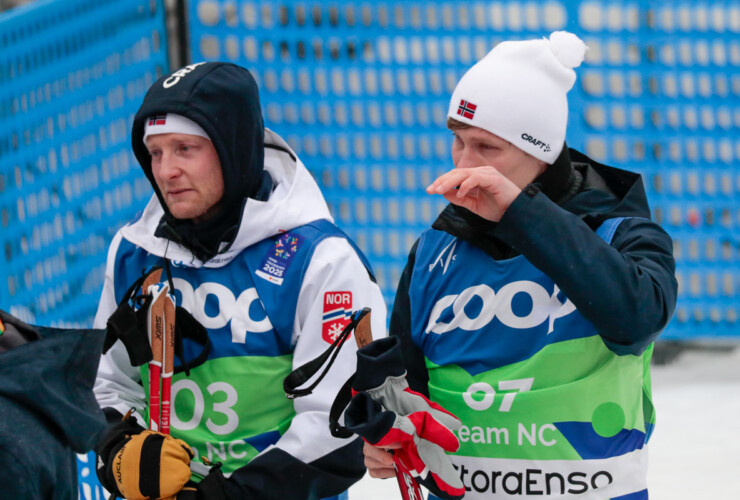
[148,114,167,126]
[457,99,477,119]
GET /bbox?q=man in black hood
[93,62,387,499]
[130,62,271,262]
[361,32,677,500]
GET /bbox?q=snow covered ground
[647,343,740,500]
[349,343,740,500]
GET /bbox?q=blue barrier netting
[0,0,169,328]
[2,0,739,497]
[0,2,168,493]
[188,0,740,340]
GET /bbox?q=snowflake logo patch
[322,291,352,344]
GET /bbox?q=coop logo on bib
[322,291,352,343]
[425,281,576,334]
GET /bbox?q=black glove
[177,466,232,500]
[95,409,147,497]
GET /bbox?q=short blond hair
[446,117,471,131]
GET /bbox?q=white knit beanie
[447,31,587,164]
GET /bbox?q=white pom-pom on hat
[547,31,587,69]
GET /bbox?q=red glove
[345,337,465,500]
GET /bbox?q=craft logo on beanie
[447,31,587,164]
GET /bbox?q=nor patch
[322,291,353,344]
[255,232,304,285]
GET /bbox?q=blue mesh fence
[188,0,740,340]
[1,0,739,497]
[569,1,740,339]
[0,0,169,497]
[0,0,169,328]
[189,0,581,305]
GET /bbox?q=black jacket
[0,313,106,500]
[391,148,678,394]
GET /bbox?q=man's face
[451,126,546,189]
[146,133,224,223]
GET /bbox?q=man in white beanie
[361,32,677,499]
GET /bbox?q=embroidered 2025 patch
[256,232,304,285]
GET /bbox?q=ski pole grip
[353,309,373,348]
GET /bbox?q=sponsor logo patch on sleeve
[322,291,352,343]
[255,232,304,285]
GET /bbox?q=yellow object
[111,430,193,500]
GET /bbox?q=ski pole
[160,290,176,434]
[146,282,168,432]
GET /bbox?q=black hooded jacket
[391,147,678,395]
[131,62,272,262]
[0,311,106,500]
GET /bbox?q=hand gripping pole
[353,313,425,500]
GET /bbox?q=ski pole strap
[283,307,370,400]
[104,296,153,366]
[172,306,211,376]
[327,310,377,438]
[328,375,356,438]
[162,258,176,296]
[103,264,212,374]
[160,257,212,376]
[103,265,162,365]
